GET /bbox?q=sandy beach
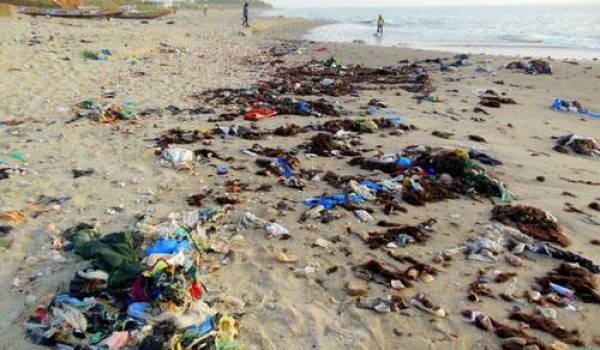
[1,8,600,350]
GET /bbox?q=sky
[266,0,599,8]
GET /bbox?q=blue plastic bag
[145,239,192,257]
[217,166,228,175]
[385,110,403,127]
[305,193,364,209]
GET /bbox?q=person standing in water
[377,14,385,35]
[242,2,249,28]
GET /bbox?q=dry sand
[1,8,600,350]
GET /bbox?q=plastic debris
[161,148,194,170]
[552,98,600,118]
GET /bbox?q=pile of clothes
[195,60,434,118]
[554,134,600,157]
[349,146,512,206]
[24,217,241,350]
[506,59,553,75]
[70,99,136,124]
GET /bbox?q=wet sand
[1,8,600,350]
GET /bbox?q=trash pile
[266,60,434,95]
[83,49,112,61]
[506,59,553,75]
[536,263,600,304]
[24,216,241,350]
[554,134,600,156]
[69,99,137,124]
[348,145,512,206]
[195,60,434,118]
[306,116,409,134]
[349,257,444,315]
[473,263,600,346]
[438,223,599,273]
[552,98,600,118]
[303,133,360,157]
[154,117,409,151]
[0,166,29,182]
[196,87,345,117]
[463,310,554,349]
[462,262,598,348]
[360,219,437,249]
[15,37,600,350]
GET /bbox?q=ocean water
[265,5,600,59]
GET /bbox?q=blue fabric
[359,180,384,192]
[277,157,295,178]
[396,157,412,168]
[297,102,308,113]
[127,302,150,320]
[186,315,215,338]
[469,149,502,166]
[552,98,600,118]
[552,98,565,111]
[368,107,380,115]
[144,239,192,257]
[305,194,364,209]
[385,110,403,126]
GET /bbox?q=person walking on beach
[377,14,385,35]
[203,3,208,16]
[242,2,250,28]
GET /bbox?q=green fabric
[356,119,379,133]
[83,50,99,60]
[500,187,522,202]
[67,226,141,288]
[463,172,502,197]
[79,100,99,110]
[89,331,106,345]
[216,339,240,350]
[435,154,479,178]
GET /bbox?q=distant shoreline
[262,5,600,61]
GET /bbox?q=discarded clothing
[65,224,141,288]
[506,59,553,75]
[552,99,600,118]
[555,134,600,156]
[305,194,364,210]
[243,108,277,121]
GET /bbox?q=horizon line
[267,1,598,9]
